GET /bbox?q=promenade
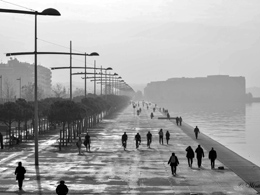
[0,103,258,194]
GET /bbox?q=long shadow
[35,165,43,195]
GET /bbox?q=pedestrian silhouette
[194,126,200,139]
[146,131,152,148]
[135,133,141,149]
[150,112,154,119]
[167,112,170,119]
[122,132,128,150]
[176,117,179,126]
[185,146,194,167]
[168,152,179,176]
[56,180,69,195]
[158,129,164,145]
[0,132,3,149]
[166,131,170,144]
[179,117,183,126]
[209,147,217,169]
[76,136,82,154]
[195,145,204,168]
[84,133,91,152]
[15,162,26,191]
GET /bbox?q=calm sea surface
[157,102,260,167]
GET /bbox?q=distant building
[144,75,246,103]
[0,58,52,100]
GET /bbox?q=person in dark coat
[167,112,170,119]
[195,145,204,168]
[0,132,3,149]
[165,131,170,145]
[176,117,179,126]
[150,112,154,119]
[168,152,179,176]
[194,126,200,139]
[208,147,217,169]
[122,132,128,150]
[179,117,183,126]
[185,146,195,167]
[84,133,91,152]
[56,180,69,195]
[15,162,26,191]
[158,129,164,145]
[146,131,152,148]
[135,133,141,149]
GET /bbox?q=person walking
[146,131,152,148]
[166,131,170,145]
[84,133,91,152]
[158,129,164,145]
[185,146,195,167]
[176,117,179,126]
[15,162,26,191]
[150,112,154,119]
[0,132,3,149]
[194,126,200,139]
[167,112,170,119]
[122,132,128,150]
[195,145,204,168]
[179,117,183,126]
[168,152,179,176]
[209,147,217,169]
[56,180,69,195]
[76,136,82,154]
[135,133,141,149]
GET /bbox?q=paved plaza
[0,104,258,194]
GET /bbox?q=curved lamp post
[1,7,61,166]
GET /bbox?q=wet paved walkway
[0,104,258,194]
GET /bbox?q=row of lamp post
[0,6,135,167]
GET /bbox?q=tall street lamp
[0,75,2,100]
[73,66,112,96]
[17,77,21,98]
[0,7,61,166]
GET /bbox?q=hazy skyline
[1,0,260,90]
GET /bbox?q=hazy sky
[1,0,260,90]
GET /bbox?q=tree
[3,78,15,100]
[73,87,84,97]
[48,100,84,150]
[22,82,44,101]
[0,102,19,146]
[52,83,67,98]
[16,99,33,138]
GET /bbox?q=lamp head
[106,67,112,70]
[41,8,61,16]
[89,52,99,56]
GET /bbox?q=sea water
[157,102,260,167]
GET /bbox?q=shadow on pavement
[35,166,42,195]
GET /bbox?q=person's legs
[18,179,23,190]
[198,158,202,168]
[187,158,190,167]
[191,158,193,167]
[211,159,215,169]
[171,165,174,175]
[195,133,198,139]
[174,165,177,174]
